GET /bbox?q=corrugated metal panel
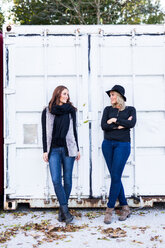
[3,27,90,209]
[90,33,136,200]
[90,27,165,199]
[3,25,165,210]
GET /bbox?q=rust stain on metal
[3,196,165,210]
[142,196,165,202]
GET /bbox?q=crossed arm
[101,107,136,131]
[107,116,132,129]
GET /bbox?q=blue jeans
[102,139,131,208]
[49,147,75,206]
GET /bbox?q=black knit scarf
[51,103,75,147]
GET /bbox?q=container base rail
[3,196,165,210]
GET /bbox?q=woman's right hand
[107,118,117,124]
[43,152,48,163]
[76,151,81,161]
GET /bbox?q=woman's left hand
[128,116,133,120]
[118,125,125,129]
[76,152,81,161]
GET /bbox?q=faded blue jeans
[49,147,75,206]
[102,139,131,208]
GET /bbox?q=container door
[4,30,89,206]
[90,33,135,201]
[134,32,165,195]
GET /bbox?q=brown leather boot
[104,207,114,224]
[119,205,131,221]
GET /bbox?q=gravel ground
[0,205,165,248]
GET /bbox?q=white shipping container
[3,25,165,210]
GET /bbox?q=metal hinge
[4,138,16,145]
[5,188,16,194]
[87,112,94,121]
[4,88,16,95]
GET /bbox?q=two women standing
[41,84,136,224]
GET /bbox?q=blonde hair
[111,92,125,111]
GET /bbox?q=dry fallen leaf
[132,240,143,244]
[31,233,42,239]
[98,237,111,241]
[0,227,19,244]
[116,238,125,242]
[70,209,82,218]
[12,212,28,218]
[150,235,163,243]
[100,227,127,238]
[84,211,102,219]
[47,224,88,233]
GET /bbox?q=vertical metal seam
[75,29,82,201]
[131,28,137,197]
[43,29,50,203]
[99,29,107,201]
[5,48,9,88]
[88,35,93,198]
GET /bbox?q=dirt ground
[0,205,165,248]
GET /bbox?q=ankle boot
[119,205,131,221]
[104,207,114,224]
[58,208,65,222]
[60,205,74,224]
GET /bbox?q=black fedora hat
[106,85,126,101]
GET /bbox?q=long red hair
[49,85,76,111]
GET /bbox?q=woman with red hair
[41,85,80,224]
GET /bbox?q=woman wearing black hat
[101,85,136,224]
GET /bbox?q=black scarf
[51,103,75,147]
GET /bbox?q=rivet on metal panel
[131,28,136,46]
[42,28,49,36]
[98,29,104,47]
[98,28,104,35]
[74,29,80,46]
[100,186,107,203]
[42,29,49,47]
[74,28,80,34]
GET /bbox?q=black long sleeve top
[101,106,136,142]
[41,108,79,153]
